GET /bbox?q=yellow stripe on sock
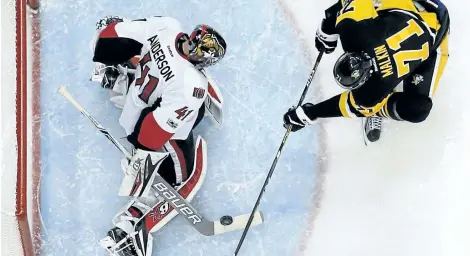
[339,91,352,118]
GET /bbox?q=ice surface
[38,0,321,255]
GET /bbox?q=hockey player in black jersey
[283,0,450,144]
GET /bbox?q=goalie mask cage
[1,0,39,255]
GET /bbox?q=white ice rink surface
[2,0,469,255]
[281,1,470,255]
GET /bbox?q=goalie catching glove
[283,103,316,132]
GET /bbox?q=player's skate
[363,115,382,145]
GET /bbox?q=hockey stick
[153,174,263,236]
[57,87,132,160]
[58,86,264,236]
[234,51,324,255]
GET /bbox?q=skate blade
[362,118,371,146]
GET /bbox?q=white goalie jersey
[91,16,224,150]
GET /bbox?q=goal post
[1,0,33,255]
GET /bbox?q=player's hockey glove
[283,103,316,132]
[315,19,338,54]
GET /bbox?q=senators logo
[194,33,225,66]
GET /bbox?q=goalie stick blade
[153,175,264,236]
[213,212,264,236]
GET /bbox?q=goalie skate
[100,206,153,256]
[100,227,138,256]
[100,227,153,256]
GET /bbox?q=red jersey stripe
[138,113,173,150]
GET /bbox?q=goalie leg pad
[162,132,196,185]
[101,137,207,255]
[138,136,208,233]
[118,150,169,197]
[120,132,202,198]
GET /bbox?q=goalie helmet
[188,24,227,69]
[333,52,374,90]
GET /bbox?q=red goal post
[1,0,36,255]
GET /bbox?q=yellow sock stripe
[339,91,352,118]
[348,91,391,117]
[383,100,391,118]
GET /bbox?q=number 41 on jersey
[175,106,193,121]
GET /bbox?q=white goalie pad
[127,136,208,234]
[200,69,224,126]
[118,149,170,197]
[102,136,208,256]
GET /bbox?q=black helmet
[333,52,374,90]
[188,24,227,69]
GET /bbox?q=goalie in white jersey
[90,16,227,255]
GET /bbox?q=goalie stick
[57,86,264,236]
[234,51,324,255]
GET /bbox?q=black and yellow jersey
[311,0,449,118]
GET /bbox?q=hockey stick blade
[58,86,264,236]
[153,175,264,236]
